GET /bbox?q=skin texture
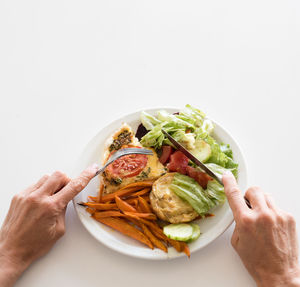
[223,172,300,287]
[0,164,98,287]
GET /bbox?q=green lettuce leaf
[220,143,233,158]
[140,124,164,149]
[205,136,229,167]
[206,180,226,205]
[205,137,238,177]
[225,157,239,177]
[177,104,206,127]
[205,163,229,177]
[170,173,226,216]
[140,111,162,130]
[170,173,212,215]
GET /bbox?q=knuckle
[12,193,21,203]
[41,174,50,181]
[246,186,261,197]
[56,226,65,237]
[41,199,56,212]
[53,171,67,181]
[26,193,39,205]
[239,214,254,227]
[276,213,285,224]
[228,187,240,197]
[80,172,92,183]
[81,169,94,182]
[70,178,86,193]
[284,212,295,224]
[258,212,274,224]
[54,199,66,210]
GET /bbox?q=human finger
[20,175,50,196]
[36,171,70,195]
[54,164,98,206]
[245,187,268,211]
[264,193,277,210]
[223,172,249,219]
[34,174,51,189]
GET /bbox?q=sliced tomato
[106,150,148,179]
[186,166,213,189]
[159,145,173,164]
[167,151,189,175]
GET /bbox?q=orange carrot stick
[85,207,95,215]
[115,196,137,213]
[82,202,118,210]
[95,217,154,249]
[125,196,149,205]
[128,188,151,198]
[124,211,157,221]
[137,219,183,252]
[140,223,168,253]
[138,196,152,213]
[101,187,141,202]
[93,211,125,218]
[136,201,143,213]
[117,180,154,190]
[88,196,98,202]
[101,180,154,202]
[181,242,191,258]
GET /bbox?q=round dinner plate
[72,108,248,260]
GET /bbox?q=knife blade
[162,129,223,185]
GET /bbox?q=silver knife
[162,129,223,185]
[162,129,252,208]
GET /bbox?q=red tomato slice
[106,150,148,179]
[159,145,173,164]
[186,166,212,189]
[167,151,189,175]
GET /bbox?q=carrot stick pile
[82,180,190,257]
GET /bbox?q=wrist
[0,243,28,286]
[257,267,300,287]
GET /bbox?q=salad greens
[170,173,226,216]
[140,104,238,176]
[140,104,238,216]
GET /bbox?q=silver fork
[94,148,153,177]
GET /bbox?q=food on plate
[102,124,166,194]
[83,105,238,257]
[163,223,193,241]
[150,173,198,223]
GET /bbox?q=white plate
[72,108,247,260]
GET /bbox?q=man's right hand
[223,172,300,287]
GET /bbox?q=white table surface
[1,1,300,286]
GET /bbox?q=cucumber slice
[190,139,211,162]
[187,223,201,242]
[163,223,194,242]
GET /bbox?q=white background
[0,1,300,286]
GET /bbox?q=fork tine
[119,148,153,155]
